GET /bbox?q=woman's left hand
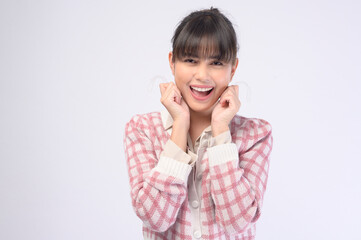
[211,85,241,137]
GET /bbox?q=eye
[184,58,197,63]
[212,61,223,66]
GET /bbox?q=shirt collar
[161,109,173,131]
[160,109,213,133]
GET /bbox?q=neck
[187,110,208,147]
[189,101,218,128]
[188,108,212,144]
[190,109,211,126]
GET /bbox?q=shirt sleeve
[123,115,192,232]
[206,118,273,234]
[161,139,192,164]
[208,130,232,147]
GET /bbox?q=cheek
[174,76,189,97]
[212,67,232,81]
[215,86,228,99]
[214,73,231,88]
[214,74,231,97]
[174,81,185,94]
[174,68,191,86]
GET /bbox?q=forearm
[208,117,273,234]
[131,166,190,232]
[125,115,192,232]
[170,120,188,152]
[207,142,266,234]
[211,123,229,138]
[209,159,261,234]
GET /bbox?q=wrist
[173,119,190,131]
[211,124,229,137]
[171,120,189,152]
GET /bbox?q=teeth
[191,86,213,92]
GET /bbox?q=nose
[194,62,209,82]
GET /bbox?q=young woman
[124,7,273,240]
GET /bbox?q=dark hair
[171,7,238,65]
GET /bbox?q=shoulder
[231,115,272,135]
[125,111,162,130]
[124,112,164,140]
[230,115,272,149]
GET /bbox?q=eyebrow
[183,53,221,60]
[208,55,221,60]
[183,53,199,58]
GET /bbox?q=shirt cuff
[208,130,232,148]
[161,139,192,164]
[153,156,192,182]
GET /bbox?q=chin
[187,101,216,115]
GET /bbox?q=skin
[160,51,240,152]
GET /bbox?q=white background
[1,0,361,239]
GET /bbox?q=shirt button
[191,200,199,208]
[193,230,202,239]
[197,174,202,181]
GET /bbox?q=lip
[190,84,214,88]
[189,86,214,101]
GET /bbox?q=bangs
[172,14,237,64]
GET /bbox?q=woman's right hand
[159,82,190,129]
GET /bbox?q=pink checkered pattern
[124,112,273,239]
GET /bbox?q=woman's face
[169,51,238,115]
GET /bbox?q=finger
[227,85,237,95]
[234,85,239,96]
[162,82,175,99]
[219,90,239,107]
[164,83,175,99]
[227,85,239,100]
[174,86,182,99]
[159,83,165,95]
[225,85,238,98]
[219,86,229,99]
[163,83,182,105]
[168,83,183,101]
[167,82,182,96]
[159,83,170,95]
[173,84,184,104]
[174,91,182,104]
[219,94,231,107]
[160,83,172,104]
[220,86,232,98]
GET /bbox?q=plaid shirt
[124,110,273,240]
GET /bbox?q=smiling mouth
[190,86,214,98]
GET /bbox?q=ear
[230,58,239,81]
[168,51,175,75]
